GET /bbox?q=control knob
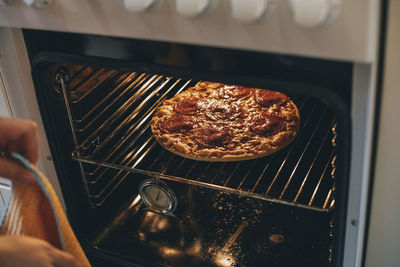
[175,0,218,18]
[23,0,53,8]
[288,0,340,28]
[124,0,163,13]
[230,0,276,23]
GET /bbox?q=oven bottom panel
[90,177,335,267]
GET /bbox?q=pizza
[151,81,300,162]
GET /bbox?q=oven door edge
[0,28,65,208]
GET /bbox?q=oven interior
[25,30,351,267]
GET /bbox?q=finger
[6,140,19,155]
[0,118,40,164]
[19,121,39,164]
[0,157,35,183]
[51,249,86,267]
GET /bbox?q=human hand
[0,117,39,183]
[0,235,86,267]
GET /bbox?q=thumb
[51,248,87,267]
[0,157,35,183]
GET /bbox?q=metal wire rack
[55,65,337,210]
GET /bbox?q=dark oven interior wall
[22,29,353,106]
[24,30,352,267]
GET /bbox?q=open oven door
[27,33,351,267]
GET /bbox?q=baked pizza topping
[151,81,300,161]
[175,98,201,115]
[195,125,233,147]
[255,90,288,107]
[219,86,253,100]
[205,100,241,121]
[250,114,284,136]
[159,114,194,133]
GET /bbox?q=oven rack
[55,65,337,211]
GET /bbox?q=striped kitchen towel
[0,153,91,267]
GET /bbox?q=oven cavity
[53,64,338,212]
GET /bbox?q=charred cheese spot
[159,115,194,133]
[195,125,233,147]
[255,90,288,107]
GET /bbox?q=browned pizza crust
[151,81,300,162]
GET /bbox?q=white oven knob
[124,0,163,13]
[230,0,276,23]
[175,0,217,18]
[23,0,53,8]
[288,0,340,28]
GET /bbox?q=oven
[0,0,389,266]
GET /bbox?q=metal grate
[55,65,337,210]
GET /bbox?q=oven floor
[90,183,335,267]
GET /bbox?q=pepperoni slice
[195,125,233,147]
[250,114,284,136]
[205,100,241,121]
[159,115,194,133]
[175,98,201,115]
[255,90,288,107]
[219,86,253,100]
